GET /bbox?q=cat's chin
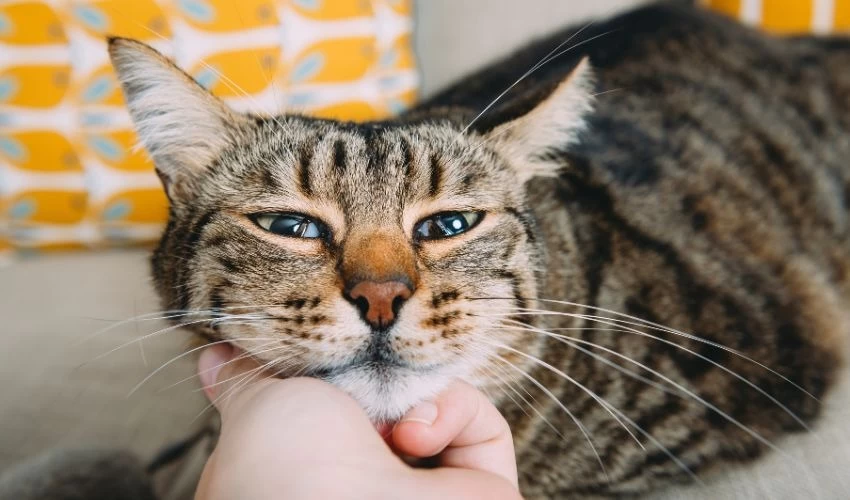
[324,364,455,423]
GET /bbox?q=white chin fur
[326,367,454,422]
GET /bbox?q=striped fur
[109,3,850,497]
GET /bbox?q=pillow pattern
[0,0,418,254]
[704,0,850,33]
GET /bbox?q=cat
[103,1,850,497]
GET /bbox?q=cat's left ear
[107,37,249,199]
[485,58,595,182]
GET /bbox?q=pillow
[704,0,850,33]
[0,0,418,253]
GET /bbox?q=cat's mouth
[253,334,448,420]
[305,330,431,379]
[304,348,430,380]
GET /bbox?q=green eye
[253,213,328,239]
[414,211,483,241]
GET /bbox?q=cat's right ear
[107,37,247,199]
[483,58,595,182]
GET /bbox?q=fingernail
[401,400,438,426]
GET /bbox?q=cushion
[0,0,418,252]
[704,0,850,33]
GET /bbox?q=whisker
[157,340,284,393]
[191,355,282,423]
[126,337,281,397]
[80,314,272,367]
[204,354,313,418]
[464,345,577,448]
[491,352,610,483]
[461,22,598,133]
[481,339,644,450]
[488,343,704,485]
[196,346,303,393]
[484,329,802,462]
[489,319,683,397]
[78,303,288,345]
[474,298,818,401]
[483,307,814,432]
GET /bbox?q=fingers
[406,468,523,500]
[391,381,518,488]
[197,343,268,414]
[196,344,406,500]
[196,344,389,456]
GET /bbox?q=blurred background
[1,0,848,498]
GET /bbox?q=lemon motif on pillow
[290,0,374,20]
[177,0,279,31]
[0,2,66,44]
[99,189,169,224]
[0,133,80,172]
[190,47,283,97]
[71,0,171,39]
[8,191,88,225]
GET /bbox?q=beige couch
[2,1,849,498]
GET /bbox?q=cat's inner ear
[485,57,595,182]
[107,37,246,196]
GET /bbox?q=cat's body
[101,2,850,498]
[417,4,850,496]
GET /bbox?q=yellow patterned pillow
[705,0,850,33]
[0,0,418,253]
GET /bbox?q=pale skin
[195,344,522,500]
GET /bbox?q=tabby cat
[107,2,850,497]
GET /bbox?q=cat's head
[108,38,594,421]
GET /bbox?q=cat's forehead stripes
[239,118,512,228]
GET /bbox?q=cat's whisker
[126,337,282,397]
[76,309,215,345]
[138,339,148,367]
[487,342,706,485]
[474,297,819,401]
[461,22,597,134]
[78,303,290,344]
[591,87,625,98]
[191,353,288,423]
[488,318,684,397]
[485,327,807,464]
[196,346,303,393]
[464,345,575,447]
[476,363,533,420]
[232,6,285,115]
[481,307,815,432]
[480,339,645,450]
[491,351,611,483]
[208,354,314,415]
[79,314,272,367]
[156,339,286,393]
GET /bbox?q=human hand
[194,344,521,500]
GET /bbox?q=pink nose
[346,280,412,329]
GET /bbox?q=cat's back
[423,1,850,280]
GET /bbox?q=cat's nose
[346,280,413,329]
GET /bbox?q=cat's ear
[485,58,595,182]
[107,37,247,197]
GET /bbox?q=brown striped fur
[108,2,850,497]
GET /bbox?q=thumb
[198,343,267,413]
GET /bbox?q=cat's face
[109,38,593,420]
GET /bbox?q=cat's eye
[252,213,328,239]
[414,211,483,241]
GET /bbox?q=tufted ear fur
[107,37,248,198]
[485,57,595,182]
